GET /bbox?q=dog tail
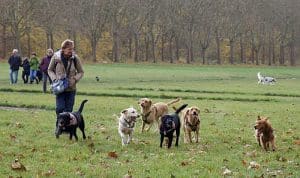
[175,104,188,114]
[78,99,88,113]
[167,98,181,106]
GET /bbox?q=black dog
[55,100,88,140]
[160,104,188,148]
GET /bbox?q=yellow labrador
[138,98,180,132]
[180,106,200,143]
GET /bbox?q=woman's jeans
[30,70,37,82]
[55,90,76,116]
[55,90,76,128]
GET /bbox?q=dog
[257,72,276,85]
[95,76,100,82]
[55,99,88,141]
[118,107,140,146]
[180,106,201,143]
[138,98,180,132]
[254,116,276,151]
[160,104,188,148]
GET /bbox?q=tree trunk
[186,45,190,64]
[91,38,97,62]
[113,31,120,62]
[151,32,156,63]
[46,32,50,49]
[201,48,206,64]
[229,40,234,64]
[128,36,132,59]
[169,35,173,63]
[255,49,259,65]
[279,43,284,65]
[190,39,194,62]
[251,45,255,64]
[215,30,221,64]
[1,25,7,58]
[240,36,245,64]
[272,33,276,64]
[145,35,149,61]
[175,36,179,61]
[134,33,139,62]
[268,32,272,66]
[26,30,31,57]
[161,35,165,62]
[262,44,265,64]
[289,29,295,66]
[73,31,77,52]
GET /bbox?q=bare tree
[7,0,37,56]
[78,0,109,62]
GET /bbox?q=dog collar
[141,111,151,124]
[124,119,135,128]
[186,120,199,131]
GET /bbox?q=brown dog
[138,98,180,132]
[254,116,276,151]
[180,106,200,143]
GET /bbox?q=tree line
[0,0,299,65]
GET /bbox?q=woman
[48,39,84,117]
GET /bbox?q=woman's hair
[47,48,54,54]
[61,39,74,49]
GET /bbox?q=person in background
[48,39,84,130]
[21,57,30,84]
[40,49,54,92]
[29,52,39,84]
[8,49,22,84]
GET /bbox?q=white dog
[118,107,140,146]
[257,72,276,85]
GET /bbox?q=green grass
[0,62,299,177]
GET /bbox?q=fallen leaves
[180,161,189,166]
[11,159,26,171]
[108,151,118,159]
[222,168,232,176]
[248,161,260,169]
[293,140,300,145]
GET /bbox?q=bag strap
[66,59,72,77]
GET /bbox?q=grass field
[0,62,299,177]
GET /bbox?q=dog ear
[257,116,261,120]
[121,109,128,114]
[196,107,200,114]
[186,109,190,115]
[149,100,152,106]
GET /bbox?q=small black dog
[55,99,88,140]
[95,76,100,82]
[160,104,188,148]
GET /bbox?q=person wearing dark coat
[21,58,30,83]
[8,49,22,84]
[40,49,53,92]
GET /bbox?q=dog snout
[254,125,257,129]
[192,111,198,116]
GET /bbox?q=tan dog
[138,98,180,132]
[254,116,276,151]
[180,106,200,143]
